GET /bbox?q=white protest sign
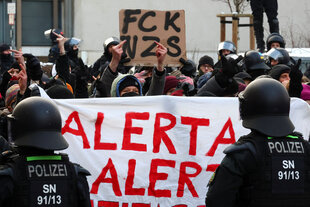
[54,96,310,207]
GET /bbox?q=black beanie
[198,55,214,68]
[269,64,291,81]
[46,85,74,99]
[26,55,43,80]
[118,76,140,94]
[0,44,10,53]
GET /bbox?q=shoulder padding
[224,142,257,157]
[74,164,91,176]
[291,131,303,138]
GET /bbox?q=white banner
[54,96,310,207]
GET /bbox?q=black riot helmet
[218,41,237,55]
[238,78,294,137]
[266,48,291,66]
[244,50,270,71]
[104,37,120,54]
[8,97,69,150]
[64,37,81,53]
[266,33,286,51]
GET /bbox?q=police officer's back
[0,97,91,206]
[205,78,310,207]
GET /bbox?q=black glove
[289,58,303,97]
[215,55,243,88]
[289,59,303,81]
[221,54,243,78]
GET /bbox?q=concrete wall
[73,0,310,65]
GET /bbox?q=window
[22,0,62,46]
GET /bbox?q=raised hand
[11,49,25,67]
[155,41,167,71]
[109,40,126,72]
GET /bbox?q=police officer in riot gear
[218,41,237,56]
[205,78,310,207]
[266,33,286,51]
[0,97,91,206]
[266,47,292,67]
[214,41,237,70]
[249,0,279,53]
[243,50,270,79]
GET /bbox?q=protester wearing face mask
[98,40,167,97]
[0,44,15,83]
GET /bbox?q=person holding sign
[96,40,167,97]
[205,78,310,207]
[0,97,91,206]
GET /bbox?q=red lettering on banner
[122,112,150,152]
[206,164,220,172]
[98,201,119,207]
[132,204,151,207]
[90,158,122,196]
[125,159,145,195]
[148,159,176,197]
[177,162,202,197]
[62,111,90,149]
[94,202,208,207]
[181,117,210,156]
[94,112,117,150]
[153,113,177,154]
[206,117,236,156]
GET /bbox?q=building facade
[1,0,310,64]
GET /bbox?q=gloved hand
[220,54,243,78]
[289,58,303,98]
[215,55,243,88]
[289,58,303,82]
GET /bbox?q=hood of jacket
[110,74,142,97]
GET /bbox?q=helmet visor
[69,37,81,46]
[218,42,236,52]
[267,48,283,61]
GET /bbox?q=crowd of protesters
[0,30,310,142]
